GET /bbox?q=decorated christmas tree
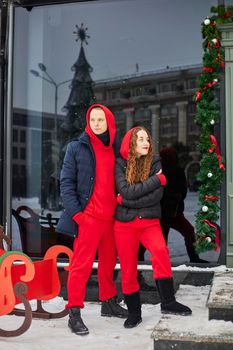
[63,23,95,139]
[194,5,233,253]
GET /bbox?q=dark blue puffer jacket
[56,132,120,237]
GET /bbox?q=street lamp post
[30,63,71,210]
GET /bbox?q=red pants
[114,217,172,294]
[66,215,117,308]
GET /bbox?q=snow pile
[2,285,233,348]
[152,285,233,342]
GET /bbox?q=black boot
[138,271,156,291]
[186,246,209,263]
[68,307,89,335]
[124,291,142,328]
[155,278,192,316]
[101,296,128,318]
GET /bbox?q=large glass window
[12,0,220,265]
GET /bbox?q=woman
[114,127,192,329]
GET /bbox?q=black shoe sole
[124,318,142,328]
[73,330,89,335]
[68,324,89,335]
[161,310,192,316]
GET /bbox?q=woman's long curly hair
[126,127,154,184]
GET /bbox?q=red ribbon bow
[210,135,225,170]
[213,38,220,49]
[207,38,220,49]
[195,79,219,102]
[204,195,219,201]
[203,67,213,73]
[202,80,217,91]
[224,11,231,18]
[195,91,201,102]
[203,219,221,251]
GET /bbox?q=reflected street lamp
[30,63,71,124]
[30,63,71,210]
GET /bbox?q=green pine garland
[194,5,233,254]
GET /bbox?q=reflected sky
[13,0,218,112]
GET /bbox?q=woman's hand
[116,194,123,205]
[155,170,166,186]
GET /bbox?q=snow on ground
[0,299,160,350]
[152,284,233,342]
[2,284,233,349]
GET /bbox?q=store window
[13,129,18,142]
[20,130,26,143]
[160,81,176,93]
[187,78,197,89]
[11,0,220,265]
[161,104,177,117]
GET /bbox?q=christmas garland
[194,5,233,254]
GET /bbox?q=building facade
[94,65,202,189]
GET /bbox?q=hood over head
[120,126,143,160]
[85,104,116,147]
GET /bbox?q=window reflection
[11,0,220,264]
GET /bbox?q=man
[57,104,127,336]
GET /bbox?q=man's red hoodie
[77,104,117,221]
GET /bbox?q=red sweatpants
[66,215,117,309]
[114,217,172,295]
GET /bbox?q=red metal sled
[0,242,73,337]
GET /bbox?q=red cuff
[72,212,84,224]
[156,173,167,186]
[117,195,123,205]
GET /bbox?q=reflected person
[160,147,207,263]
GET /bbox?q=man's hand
[73,212,86,225]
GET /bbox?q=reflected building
[12,108,66,204]
[12,64,202,200]
[94,64,201,159]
